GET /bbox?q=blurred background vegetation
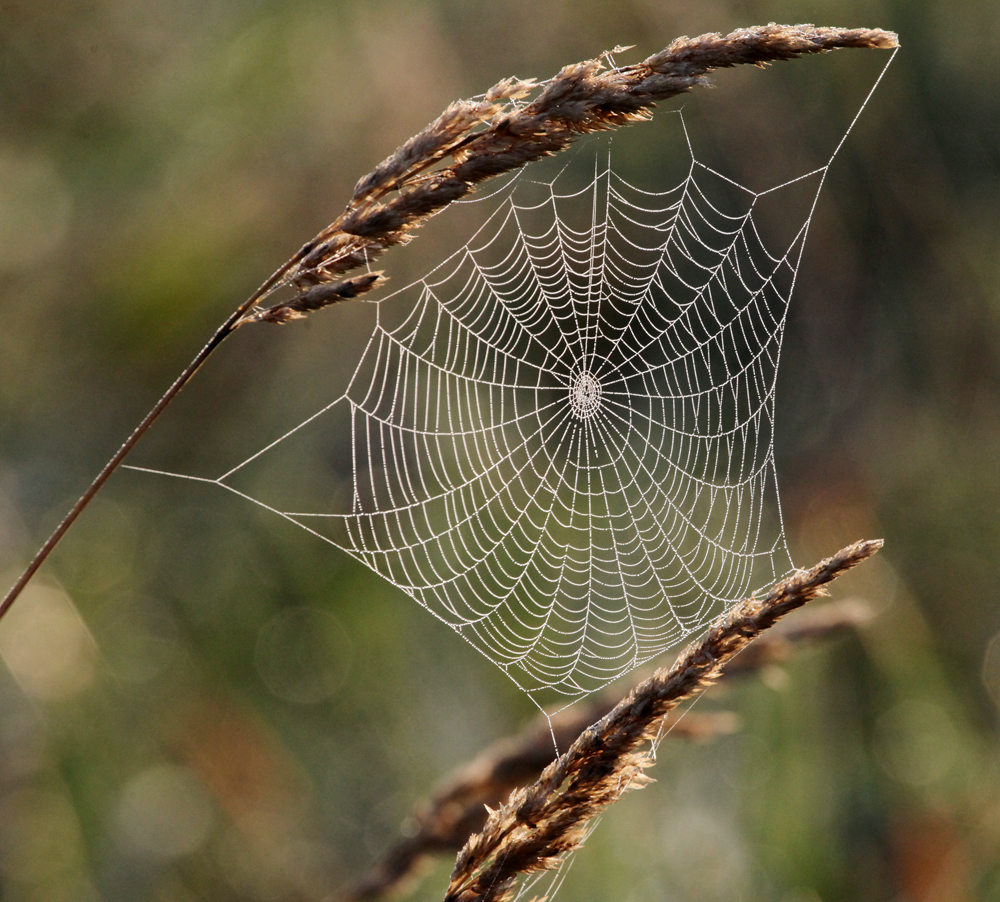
[0,1,997,900]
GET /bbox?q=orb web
[332,129,800,702]
[133,58,892,705]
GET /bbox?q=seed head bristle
[442,540,884,902]
[239,24,897,328]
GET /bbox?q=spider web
[134,57,892,707]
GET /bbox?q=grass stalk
[342,598,873,901]
[2,25,896,617]
[443,540,883,902]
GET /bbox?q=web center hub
[569,369,602,419]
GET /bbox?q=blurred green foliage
[1,1,998,900]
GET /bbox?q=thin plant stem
[443,540,883,902]
[0,25,897,619]
[0,261,291,619]
[340,598,873,902]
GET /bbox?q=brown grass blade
[0,23,896,625]
[341,712,735,902]
[339,598,872,902]
[443,540,883,902]
[247,25,898,325]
